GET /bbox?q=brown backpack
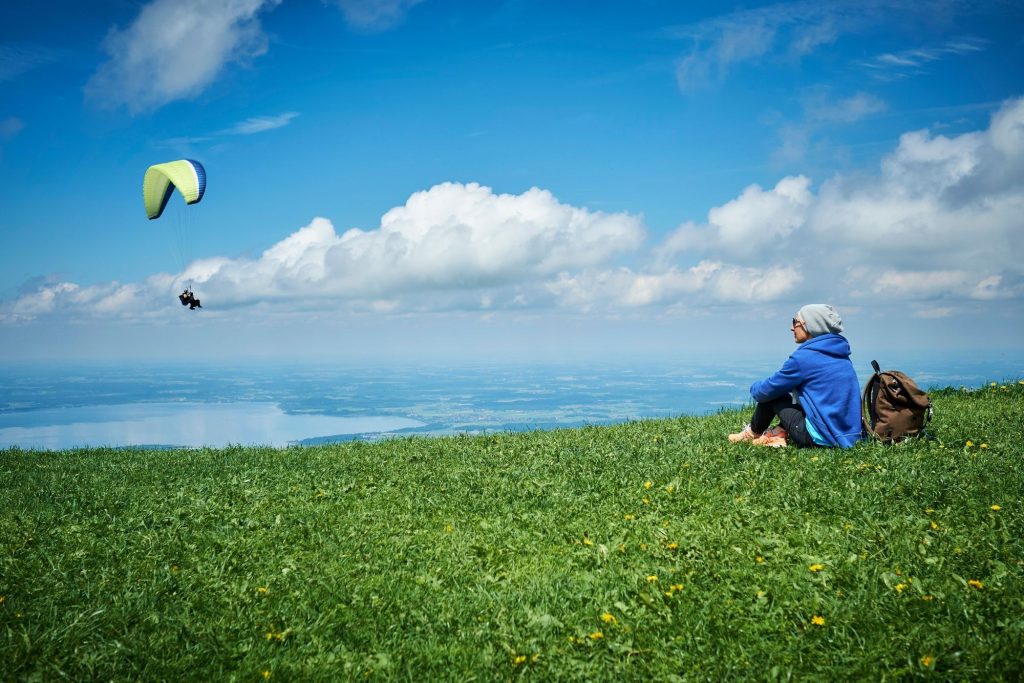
[862,360,933,443]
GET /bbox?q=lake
[1,355,1021,450]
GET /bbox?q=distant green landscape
[2,382,1023,681]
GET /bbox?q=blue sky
[2,0,1023,363]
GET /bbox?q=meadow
[2,382,1022,681]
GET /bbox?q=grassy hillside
[2,383,1023,681]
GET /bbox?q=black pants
[751,396,817,448]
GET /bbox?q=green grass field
[2,382,1023,681]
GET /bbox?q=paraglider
[142,159,207,309]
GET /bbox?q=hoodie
[750,333,862,448]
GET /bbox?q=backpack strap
[862,360,882,438]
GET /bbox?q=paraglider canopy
[142,159,207,220]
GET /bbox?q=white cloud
[85,0,282,113]
[6,99,1024,324]
[217,112,299,135]
[862,36,987,81]
[332,0,424,32]
[658,176,812,262]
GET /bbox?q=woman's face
[791,317,811,344]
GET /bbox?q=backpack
[862,360,933,443]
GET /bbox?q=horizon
[2,1,1023,363]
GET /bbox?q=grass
[2,382,1023,681]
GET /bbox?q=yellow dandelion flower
[811,615,825,626]
[968,579,984,589]
[513,655,527,665]
[809,563,825,572]
[810,456,819,462]
[667,542,679,551]
[930,520,939,530]
[921,595,934,601]
[600,612,617,624]
[966,440,974,447]
[262,670,272,680]
[991,504,1002,511]
[661,521,670,528]
[589,631,604,640]
[755,555,765,563]
[642,496,651,505]
[257,586,269,595]
[639,543,648,550]
[671,584,684,592]
[895,583,907,594]
[990,382,997,387]
[647,574,659,583]
[665,485,675,493]
[583,537,593,546]
[444,524,453,533]
[924,508,934,514]
[980,443,989,449]
[624,514,635,521]
[644,481,653,489]
[921,654,935,667]
[0,596,4,604]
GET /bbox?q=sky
[2,0,1023,365]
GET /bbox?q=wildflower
[589,631,603,640]
[642,497,651,505]
[966,440,974,447]
[921,595,934,601]
[924,508,934,514]
[257,586,269,595]
[644,481,653,490]
[755,555,765,564]
[810,456,819,462]
[444,524,453,533]
[513,655,527,666]
[623,514,635,521]
[989,504,1001,511]
[930,520,939,530]
[647,575,658,583]
[639,543,648,550]
[811,615,825,626]
[990,382,997,387]
[671,583,684,592]
[665,485,675,493]
[980,443,989,449]
[921,655,935,667]
[809,563,825,573]
[895,583,908,594]
[667,542,679,551]
[262,671,272,680]
[600,612,617,624]
[968,579,984,590]
[0,596,4,604]
[583,537,593,547]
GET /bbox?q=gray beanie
[796,304,843,337]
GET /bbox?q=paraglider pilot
[178,288,201,310]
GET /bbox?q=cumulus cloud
[85,0,282,113]
[6,98,1024,324]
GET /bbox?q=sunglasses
[792,318,804,328]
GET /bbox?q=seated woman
[729,304,862,449]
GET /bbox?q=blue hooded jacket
[749,334,862,448]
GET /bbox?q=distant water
[1,356,1020,450]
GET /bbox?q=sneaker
[753,426,788,448]
[728,425,758,443]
